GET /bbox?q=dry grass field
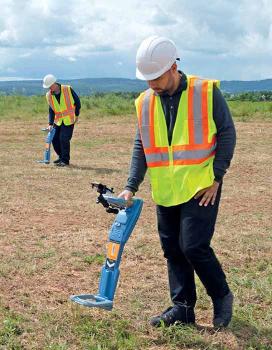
[0,107,271,349]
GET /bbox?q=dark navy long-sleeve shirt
[125,72,236,194]
[48,84,81,125]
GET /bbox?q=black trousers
[156,184,229,307]
[52,123,74,164]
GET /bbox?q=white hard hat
[136,36,179,81]
[43,74,57,88]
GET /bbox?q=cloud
[149,5,177,26]
[0,0,271,79]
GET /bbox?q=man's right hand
[48,124,53,131]
[118,190,134,207]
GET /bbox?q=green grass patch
[0,93,136,122]
[71,252,105,265]
[0,306,25,349]
[1,93,271,123]
[83,254,105,265]
[45,345,69,350]
[155,325,211,349]
[74,315,145,350]
[228,100,272,121]
[82,93,135,117]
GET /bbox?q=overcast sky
[0,0,272,81]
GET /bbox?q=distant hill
[0,78,146,96]
[221,79,272,94]
[0,77,272,96]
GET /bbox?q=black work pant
[52,123,74,164]
[156,184,229,307]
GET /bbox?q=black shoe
[150,304,195,327]
[53,158,61,164]
[56,161,69,167]
[212,291,234,328]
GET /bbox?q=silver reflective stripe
[145,153,169,163]
[140,89,152,148]
[173,143,216,160]
[193,79,203,144]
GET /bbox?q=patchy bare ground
[0,117,271,349]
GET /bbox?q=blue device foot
[70,294,113,310]
[36,160,49,164]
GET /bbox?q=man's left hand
[194,181,220,206]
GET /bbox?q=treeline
[224,91,272,102]
[1,87,272,102]
[89,91,272,102]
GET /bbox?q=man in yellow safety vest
[118,36,236,328]
[42,74,81,167]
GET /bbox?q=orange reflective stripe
[147,161,170,167]
[144,146,168,154]
[173,143,214,151]
[188,77,196,144]
[201,80,209,143]
[149,93,156,147]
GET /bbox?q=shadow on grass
[70,164,118,174]
[151,323,212,349]
[149,319,272,349]
[230,316,272,348]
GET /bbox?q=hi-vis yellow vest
[135,76,219,206]
[46,85,75,126]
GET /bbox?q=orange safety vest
[135,76,219,206]
[46,85,75,126]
